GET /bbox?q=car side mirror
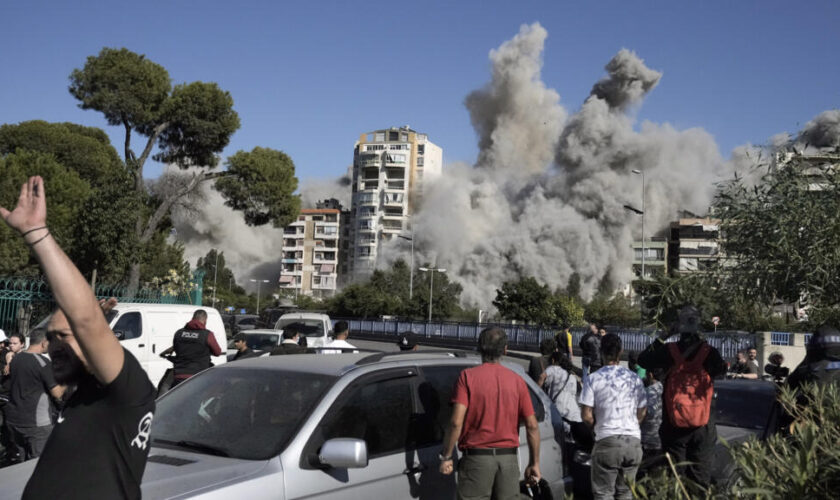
[318,438,368,469]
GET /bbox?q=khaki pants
[456,453,520,500]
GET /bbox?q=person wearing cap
[439,327,541,498]
[231,333,259,361]
[637,305,727,487]
[397,332,419,351]
[787,324,840,391]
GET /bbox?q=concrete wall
[756,331,809,374]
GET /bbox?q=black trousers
[659,419,716,487]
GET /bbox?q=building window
[417,144,425,155]
[417,157,424,166]
[400,133,407,141]
[374,132,385,142]
[388,131,398,141]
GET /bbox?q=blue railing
[332,317,759,360]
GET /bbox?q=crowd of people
[1,177,840,500]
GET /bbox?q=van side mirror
[318,438,368,469]
[114,330,125,340]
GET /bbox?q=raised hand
[0,176,48,234]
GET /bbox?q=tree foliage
[584,292,640,328]
[328,260,464,319]
[0,150,90,274]
[67,47,298,292]
[215,147,301,227]
[492,277,585,326]
[714,155,840,309]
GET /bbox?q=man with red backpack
[637,305,727,487]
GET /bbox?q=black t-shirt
[23,348,156,500]
[232,347,259,361]
[5,351,57,427]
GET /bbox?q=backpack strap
[667,342,683,364]
[687,343,711,368]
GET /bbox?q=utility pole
[250,279,270,314]
[419,266,446,322]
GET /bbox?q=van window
[113,312,142,340]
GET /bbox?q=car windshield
[245,333,280,351]
[152,368,335,460]
[714,384,776,430]
[276,319,325,337]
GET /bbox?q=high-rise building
[278,207,341,298]
[346,126,442,279]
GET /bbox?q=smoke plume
[382,23,728,307]
[170,172,350,290]
[796,110,840,150]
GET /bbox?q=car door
[111,310,148,366]
[286,368,417,500]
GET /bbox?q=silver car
[0,352,566,499]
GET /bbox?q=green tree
[0,120,184,283]
[68,47,300,293]
[551,292,586,327]
[585,292,641,328]
[714,153,840,311]
[493,277,555,324]
[0,150,90,274]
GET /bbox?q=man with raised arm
[1,177,156,499]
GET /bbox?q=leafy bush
[626,383,840,499]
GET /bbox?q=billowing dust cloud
[170,174,350,290]
[380,23,729,307]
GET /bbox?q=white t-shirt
[322,339,357,354]
[579,365,646,441]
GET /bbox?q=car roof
[239,329,279,335]
[278,312,330,320]
[214,351,484,377]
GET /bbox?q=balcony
[384,181,405,191]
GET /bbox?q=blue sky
[2,0,838,181]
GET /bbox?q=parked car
[225,329,283,359]
[222,314,260,338]
[0,352,568,499]
[274,312,333,348]
[569,379,782,498]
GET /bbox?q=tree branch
[135,121,170,192]
[139,171,207,244]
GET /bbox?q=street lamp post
[632,169,645,282]
[418,266,446,322]
[212,250,220,308]
[249,279,270,314]
[397,232,415,300]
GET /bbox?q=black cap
[398,332,419,351]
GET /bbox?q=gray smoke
[382,23,728,307]
[796,109,840,150]
[170,171,350,291]
[590,49,662,110]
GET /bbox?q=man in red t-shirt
[439,327,541,499]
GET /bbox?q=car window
[153,368,335,460]
[277,319,325,337]
[113,312,142,340]
[246,333,280,351]
[315,376,413,458]
[714,384,775,430]
[415,365,470,447]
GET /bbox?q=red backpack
[664,342,714,428]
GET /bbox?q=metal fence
[0,276,193,336]
[333,317,759,360]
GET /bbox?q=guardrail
[332,317,758,360]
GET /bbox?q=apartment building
[668,217,722,273]
[346,126,442,278]
[278,208,341,298]
[631,238,668,279]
